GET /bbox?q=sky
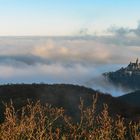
[0,1,140,96]
[0,0,140,35]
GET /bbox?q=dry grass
[0,95,140,140]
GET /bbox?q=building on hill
[103,58,140,88]
[125,58,140,75]
[127,58,140,71]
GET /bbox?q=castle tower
[136,58,138,65]
[135,58,139,69]
[136,58,139,66]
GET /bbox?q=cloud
[78,28,89,36]
[0,55,46,67]
[0,22,140,96]
[0,63,93,86]
[0,34,139,74]
[105,22,140,46]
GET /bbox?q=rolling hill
[118,90,140,107]
[0,84,139,122]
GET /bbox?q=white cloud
[0,23,140,96]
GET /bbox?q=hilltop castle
[103,58,140,88]
[127,58,140,71]
[124,58,140,76]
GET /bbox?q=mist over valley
[1,32,140,96]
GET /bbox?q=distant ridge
[0,84,139,122]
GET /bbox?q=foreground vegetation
[0,96,140,140]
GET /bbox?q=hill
[103,58,140,89]
[118,90,140,107]
[0,84,139,122]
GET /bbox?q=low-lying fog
[1,24,140,96]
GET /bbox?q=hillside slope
[0,84,139,122]
[118,90,140,107]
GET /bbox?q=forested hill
[118,90,140,107]
[0,84,139,122]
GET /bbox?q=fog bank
[1,24,140,96]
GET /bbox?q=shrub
[0,96,140,140]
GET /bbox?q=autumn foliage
[0,96,140,140]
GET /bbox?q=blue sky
[0,0,140,35]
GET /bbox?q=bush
[0,96,140,140]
